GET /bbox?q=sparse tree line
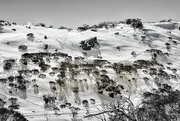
[1,18,180,34]
[77,19,143,32]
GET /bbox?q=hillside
[0,20,180,121]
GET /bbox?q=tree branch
[84,109,136,121]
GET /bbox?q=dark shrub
[49,25,53,28]
[35,23,46,27]
[125,18,143,29]
[58,26,67,29]
[12,29,16,31]
[77,27,87,31]
[91,29,97,32]
[12,22,17,25]
[0,108,28,121]
[44,36,48,39]
[18,45,28,52]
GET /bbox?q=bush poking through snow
[67,28,73,32]
[58,26,67,29]
[38,74,46,79]
[44,36,48,39]
[12,29,16,31]
[35,23,46,27]
[79,37,99,50]
[18,45,28,52]
[12,22,17,25]
[77,26,87,32]
[3,59,16,71]
[26,33,34,42]
[91,29,98,32]
[44,44,48,50]
[90,99,96,104]
[3,62,12,71]
[125,18,143,29]
[114,32,119,35]
[49,25,53,28]
[0,23,3,33]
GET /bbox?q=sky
[0,0,179,29]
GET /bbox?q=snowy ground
[0,21,180,121]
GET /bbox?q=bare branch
[84,109,136,121]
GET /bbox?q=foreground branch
[84,109,136,121]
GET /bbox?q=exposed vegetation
[0,19,180,121]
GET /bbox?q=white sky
[0,0,179,29]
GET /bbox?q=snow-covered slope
[0,21,180,121]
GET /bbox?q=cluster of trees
[35,23,46,27]
[43,95,56,109]
[7,75,28,99]
[0,20,11,26]
[77,19,143,32]
[77,22,118,32]
[97,21,117,29]
[18,45,28,52]
[160,19,173,22]
[125,18,143,29]
[3,59,16,71]
[0,108,27,121]
[79,37,99,50]
[33,23,73,31]
[85,84,180,121]
[136,84,180,121]
[0,98,27,121]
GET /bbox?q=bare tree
[85,96,138,121]
[85,84,180,121]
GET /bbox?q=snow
[0,21,180,120]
